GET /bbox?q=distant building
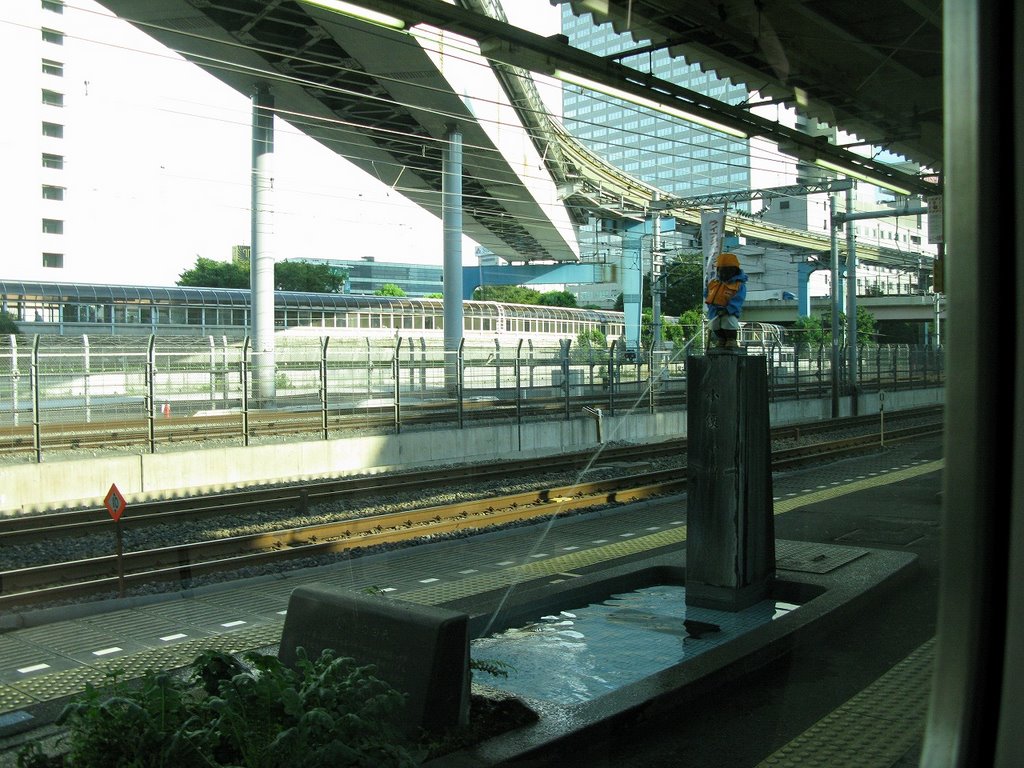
[1,0,78,279]
[293,257,443,297]
[0,0,252,286]
[560,8,936,302]
[561,9,752,202]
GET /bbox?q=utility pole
[651,192,663,353]
[829,192,842,417]
[845,183,858,415]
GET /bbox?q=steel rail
[0,422,941,609]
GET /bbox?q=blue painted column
[251,82,275,405]
[797,262,818,318]
[619,223,645,356]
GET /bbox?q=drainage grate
[776,541,869,574]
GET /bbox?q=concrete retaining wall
[0,386,943,514]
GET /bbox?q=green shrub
[0,310,19,335]
[21,648,420,768]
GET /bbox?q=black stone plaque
[278,584,470,734]
[686,354,775,609]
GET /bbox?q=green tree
[853,306,879,346]
[612,252,705,316]
[575,327,607,351]
[177,257,345,293]
[661,252,707,316]
[177,257,249,288]
[0,310,19,335]
[538,290,578,307]
[791,308,878,347]
[473,285,543,304]
[275,261,346,292]
[661,308,705,352]
[791,314,828,347]
[375,283,406,297]
[572,327,608,364]
[641,307,655,349]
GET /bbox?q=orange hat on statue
[716,252,740,268]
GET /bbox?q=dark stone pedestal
[279,584,470,735]
[685,353,775,610]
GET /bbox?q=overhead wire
[22,2,928,268]
[54,0,794,190]
[46,0,770,241]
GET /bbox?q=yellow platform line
[773,459,943,514]
[401,460,946,604]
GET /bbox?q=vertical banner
[701,209,726,288]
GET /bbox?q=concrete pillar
[651,194,663,351]
[442,125,463,392]
[251,82,276,405]
[620,233,643,357]
[685,353,775,610]
[845,184,859,414]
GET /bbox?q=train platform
[0,434,943,767]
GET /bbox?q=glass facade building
[560,10,752,205]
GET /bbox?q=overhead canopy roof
[92,0,583,264]
[306,0,941,195]
[557,0,943,174]
[90,0,943,264]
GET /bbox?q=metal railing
[0,333,944,462]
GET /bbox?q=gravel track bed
[4,447,662,571]
[2,413,940,615]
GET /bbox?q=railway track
[0,378,932,459]
[0,412,942,610]
[0,407,939,538]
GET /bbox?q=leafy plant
[790,307,878,347]
[469,658,514,679]
[21,649,420,767]
[374,283,406,297]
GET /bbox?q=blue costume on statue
[704,252,748,349]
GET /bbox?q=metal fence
[0,333,944,462]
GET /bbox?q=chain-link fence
[0,333,944,463]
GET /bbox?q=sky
[9,0,560,286]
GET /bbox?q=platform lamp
[298,0,407,30]
[552,70,749,139]
[813,158,913,196]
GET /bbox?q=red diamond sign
[104,483,127,522]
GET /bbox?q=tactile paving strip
[756,638,934,767]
